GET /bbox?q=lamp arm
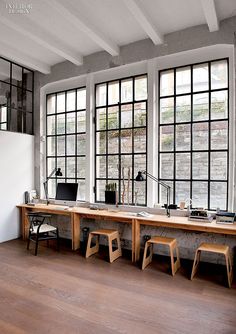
[43,167,57,204]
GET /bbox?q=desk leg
[21,208,29,240]
[72,213,80,251]
[134,219,141,262]
[131,219,135,263]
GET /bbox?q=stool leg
[108,232,122,263]
[85,234,99,258]
[191,249,201,280]
[142,241,153,270]
[225,250,233,288]
[169,242,180,276]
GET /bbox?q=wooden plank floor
[0,239,236,334]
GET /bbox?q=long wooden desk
[17,204,236,263]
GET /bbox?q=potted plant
[105,183,117,205]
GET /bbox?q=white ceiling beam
[123,0,163,45]
[45,0,119,56]
[201,0,219,32]
[0,41,50,74]
[0,8,83,65]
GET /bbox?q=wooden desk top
[17,204,236,235]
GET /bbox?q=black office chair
[27,212,60,256]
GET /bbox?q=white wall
[0,131,34,242]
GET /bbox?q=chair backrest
[27,212,51,231]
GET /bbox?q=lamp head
[55,168,63,176]
[135,171,145,181]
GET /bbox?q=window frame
[158,58,229,210]
[94,74,148,206]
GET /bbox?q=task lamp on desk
[135,171,171,217]
[43,168,63,205]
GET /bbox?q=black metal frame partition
[46,87,86,199]
[0,56,34,134]
[158,58,229,211]
[95,74,148,206]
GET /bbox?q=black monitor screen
[56,183,78,201]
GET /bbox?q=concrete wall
[33,16,236,263]
[0,131,34,242]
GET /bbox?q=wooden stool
[142,236,180,276]
[86,229,122,263]
[191,242,233,288]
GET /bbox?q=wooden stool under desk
[86,229,122,263]
[191,242,233,288]
[142,236,180,276]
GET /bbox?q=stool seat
[86,229,122,263]
[90,229,118,236]
[142,236,180,276]
[197,243,229,254]
[191,242,233,288]
[148,236,176,245]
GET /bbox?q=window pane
[66,157,76,177]
[193,63,208,92]
[47,137,55,156]
[77,88,86,110]
[57,136,65,156]
[96,180,107,201]
[211,121,227,150]
[160,70,174,97]
[22,90,32,112]
[57,114,65,134]
[96,132,106,154]
[176,95,191,123]
[192,182,208,209]
[23,69,33,91]
[66,112,75,134]
[176,124,190,151]
[57,158,65,175]
[11,86,22,110]
[159,181,173,206]
[160,125,174,151]
[176,181,190,205]
[134,128,146,153]
[57,93,65,113]
[211,152,227,180]
[67,135,75,155]
[192,123,208,150]
[108,130,119,154]
[210,182,227,210]
[0,58,10,83]
[108,106,119,129]
[135,76,147,100]
[121,104,132,128]
[77,180,86,201]
[176,153,190,179]
[12,64,22,87]
[121,180,132,204]
[77,156,86,178]
[160,153,174,179]
[134,181,146,205]
[96,84,106,107]
[47,158,56,175]
[47,115,56,135]
[192,152,208,179]
[134,102,146,127]
[211,60,228,90]
[108,155,119,179]
[77,110,86,133]
[160,98,174,124]
[176,66,191,94]
[77,133,86,155]
[108,81,119,105]
[47,179,56,198]
[134,154,146,178]
[96,156,106,178]
[211,90,228,120]
[121,129,132,153]
[96,108,106,130]
[66,90,75,111]
[121,79,133,103]
[121,155,132,177]
[47,94,55,114]
[193,93,209,121]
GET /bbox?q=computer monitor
[56,183,78,202]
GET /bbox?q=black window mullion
[173,68,176,205]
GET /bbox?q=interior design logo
[6,3,32,14]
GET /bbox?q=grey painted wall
[33,16,236,263]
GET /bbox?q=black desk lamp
[43,168,63,205]
[135,171,171,217]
